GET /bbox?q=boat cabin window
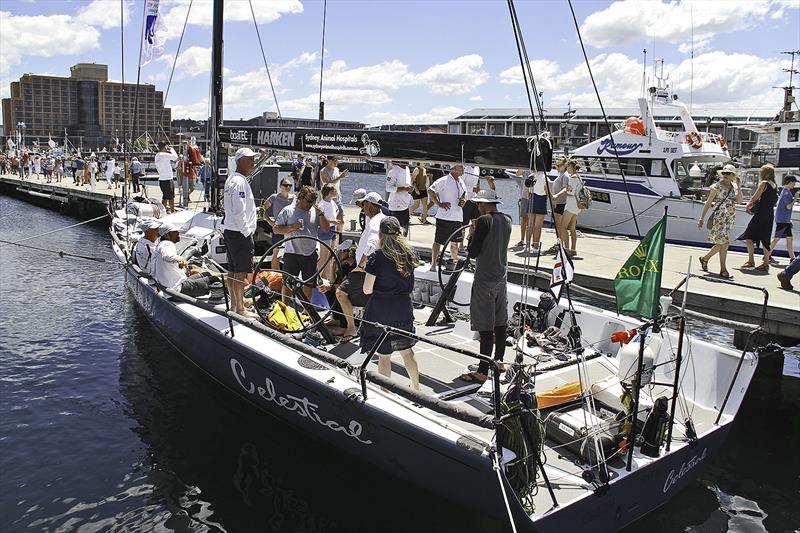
[788,129,799,143]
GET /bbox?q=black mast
[210,0,224,213]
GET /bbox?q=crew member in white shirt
[155,142,179,213]
[428,163,467,272]
[104,156,115,189]
[87,155,99,193]
[386,161,414,233]
[151,223,219,296]
[222,147,258,318]
[134,221,161,274]
[332,192,385,340]
[319,155,348,196]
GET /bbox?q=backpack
[187,145,202,166]
[575,176,592,210]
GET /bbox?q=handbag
[706,184,733,229]
[575,176,592,210]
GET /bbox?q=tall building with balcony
[2,63,171,150]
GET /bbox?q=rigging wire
[248,0,282,119]
[566,0,642,239]
[129,0,148,158]
[0,239,121,264]
[156,0,194,142]
[318,0,328,118]
[0,214,109,248]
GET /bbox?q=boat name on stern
[230,358,373,445]
[662,447,707,493]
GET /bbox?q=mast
[210,0,224,213]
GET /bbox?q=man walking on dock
[222,147,259,318]
[428,163,466,271]
[155,142,179,214]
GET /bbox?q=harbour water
[1,194,798,532]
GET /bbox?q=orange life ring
[686,132,702,149]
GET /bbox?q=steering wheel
[437,223,472,307]
[251,234,344,334]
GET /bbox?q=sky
[1,0,799,127]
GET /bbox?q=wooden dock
[2,173,797,345]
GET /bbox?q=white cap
[144,220,162,231]
[336,239,354,252]
[362,191,384,206]
[158,222,179,236]
[234,147,257,161]
[352,188,367,203]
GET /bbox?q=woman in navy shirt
[360,216,421,390]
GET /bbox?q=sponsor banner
[219,126,541,168]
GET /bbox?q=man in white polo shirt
[222,147,258,318]
[386,161,414,233]
[428,163,466,271]
[155,142,179,213]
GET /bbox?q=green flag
[614,215,667,318]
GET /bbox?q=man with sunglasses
[262,179,296,270]
[273,186,331,302]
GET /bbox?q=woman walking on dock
[698,164,742,279]
[737,164,778,271]
[553,158,584,258]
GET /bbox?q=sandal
[740,261,755,269]
[457,371,488,383]
[753,264,769,272]
[699,257,709,272]
[338,334,356,344]
[719,270,733,279]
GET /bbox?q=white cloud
[161,0,303,40]
[76,0,132,29]
[522,51,788,109]
[498,59,561,89]
[416,54,489,95]
[366,106,464,126]
[580,0,793,48]
[469,95,483,102]
[314,59,411,90]
[281,89,393,114]
[170,98,209,120]
[156,46,212,80]
[225,51,319,111]
[0,11,101,76]
[677,38,712,55]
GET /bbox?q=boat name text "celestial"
[596,139,643,156]
[256,130,297,148]
[662,447,707,493]
[230,129,250,143]
[230,358,373,445]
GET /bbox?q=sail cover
[219,126,551,169]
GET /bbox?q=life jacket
[187,145,202,166]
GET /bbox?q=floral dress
[708,182,737,245]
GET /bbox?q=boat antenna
[318,0,328,121]
[209,0,224,213]
[640,48,647,98]
[155,0,194,143]
[129,0,148,165]
[689,0,694,113]
[248,0,282,119]
[567,0,641,239]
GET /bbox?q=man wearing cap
[222,147,259,317]
[155,142,179,213]
[273,186,330,302]
[386,161,414,233]
[428,163,467,271]
[134,220,161,274]
[152,223,220,297]
[130,157,143,194]
[458,190,512,383]
[331,192,385,340]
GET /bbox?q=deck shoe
[777,271,793,290]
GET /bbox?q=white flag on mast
[140,0,167,66]
[549,244,575,303]
[48,135,56,148]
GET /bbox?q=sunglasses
[280,183,291,187]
